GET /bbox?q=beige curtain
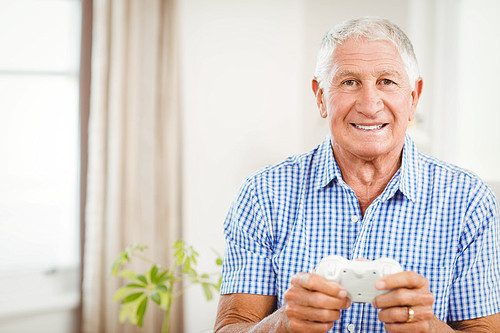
[82,0,183,332]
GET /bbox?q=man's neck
[332,144,403,217]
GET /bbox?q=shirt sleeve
[448,184,500,321]
[220,175,276,296]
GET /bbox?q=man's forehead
[335,38,402,59]
[330,39,406,77]
[335,37,399,54]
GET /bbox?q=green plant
[112,240,222,333]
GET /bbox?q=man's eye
[342,80,357,86]
[381,79,395,85]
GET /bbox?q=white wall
[455,0,500,182]
[179,1,304,331]
[406,0,500,185]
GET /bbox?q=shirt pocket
[401,262,452,321]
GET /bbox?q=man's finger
[287,317,335,333]
[291,272,348,298]
[377,305,433,323]
[373,286,434,309]
[375,271,429,291]
[285,287,351,310]
[286,303,343,323]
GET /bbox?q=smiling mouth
[352,123,388,130]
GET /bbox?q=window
[0,0,82,323]
[0,0,81,270]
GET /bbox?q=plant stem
[171,282,196,299]
[162,294,173,333]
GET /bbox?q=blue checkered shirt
[221,134,500,332]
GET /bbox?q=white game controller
[315,255,403,303]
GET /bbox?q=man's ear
[312,78,327,118]
[409,78,423,121]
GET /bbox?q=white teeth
[354,124,385,130]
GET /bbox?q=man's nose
[355,86,383,116]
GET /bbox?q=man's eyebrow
[376,69,403,77]
[333,69,358,77]
[332,69,404,79]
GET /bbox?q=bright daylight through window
[0,0,81,272]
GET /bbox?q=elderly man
[214,17,500,333]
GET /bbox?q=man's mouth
[352,123,388,130]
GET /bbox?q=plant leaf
[173,239,183,250]
[126,283,146,289]
[156,284,168,293]
[157,275,172,284]
[118,269,139,281]
[191,254,198,265]
[184,258,191,272]
[119,302,136,324]
[151,290,161,305]
[112,239,223,329]
[111,250,131,276]
[136,244,149,251]
[137,274,148,285]
[201,283,213,301]
[187,268,197,279]
[122,292,144,304]
[111,260,122,276]
[136,296,148,327]
[156,270,171,284]
[149,265,159,284]
[112,287,133,302]
[175,250,184,265]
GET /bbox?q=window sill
[0,266,80,319]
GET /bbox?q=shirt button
[350,215,359,223]
[347,323,355,332]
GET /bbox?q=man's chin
[344,144,395,161]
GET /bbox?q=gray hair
[314,17,420,90]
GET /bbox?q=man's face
[313,38,423,161]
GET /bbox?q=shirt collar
[395,133,420,202]
[316,133,342,189]
[316,133,420,202]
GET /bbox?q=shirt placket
[341,192,381,332]
[336,179,362,260]
[337,303,367,333]
[330,185,361,332]
[352,200,381,259]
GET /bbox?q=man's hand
[283,272,351,333]
[373,271,434,333]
